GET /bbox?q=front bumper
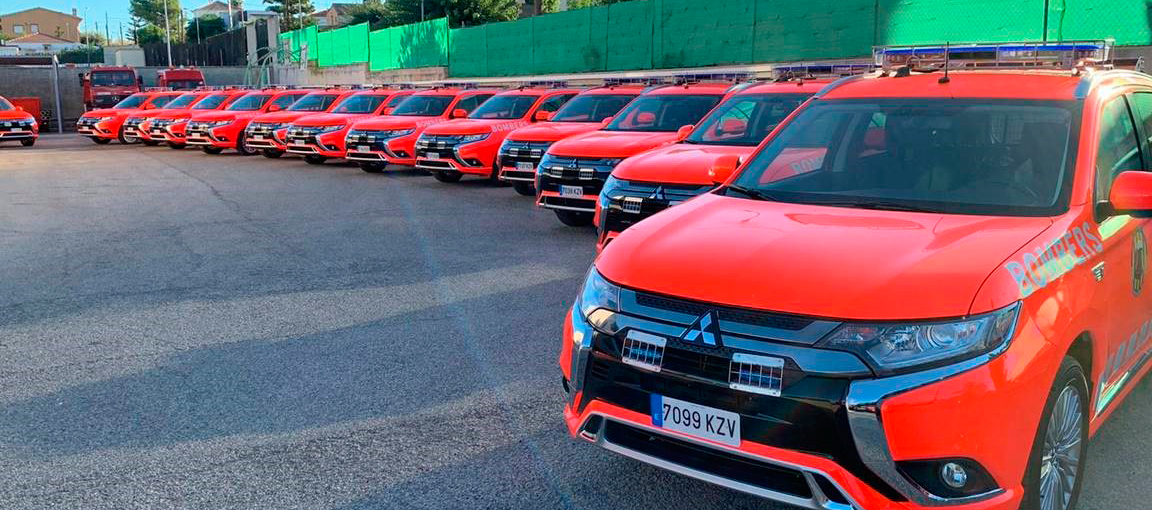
[0,126,37,141]
[535,155,618,213]
[413,135,496,175]
[345,131,417,166]
[245,124,289,151]
[186,124,238,148]
[77,118,121,139]
[562,298,1057,510]
[286,129,348,158]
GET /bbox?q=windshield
[392,95,454,116]
[469,95,537,120]
[148,95,178,108]
[289,94,341,112]
[164,94,200,109]
[227,94,272,111]
[167,80,203,90]
[687,93,812,146]
[0,97,12,110]
[114,94,148,109]
[191,94,228,110]
[331,94,389,114]
[90,71,136,86]
[728,99,1079,217]
[551,94,636,122]
[603,94,721,132]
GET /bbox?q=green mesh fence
[531,8,603,74]
[753,0,875,63]
[1046,0,1152,46]
[876,0,1045,45]
[304,26,318,61]
[655,0,755,68]
[603,2,648,71]
[483,19,534,76]
[395,18,449,68]
[348,23,370,64]
[317,30,335,67]
[449,25,488,77]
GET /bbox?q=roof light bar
[771,62,876,80]
[874,40,1113,72]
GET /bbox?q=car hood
[190,111,240,122]
[549,130,679,158]
[82,108,131,118]
[612,143,757,186]
[0,111,34,121]
[127,110,165,119]
[596,193,1054,320]
[292,113,367,127]
[252,111,321,123]
[352,115,440,130]
[505,122,601,142]
[423,118,528,135]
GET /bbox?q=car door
[1090,91,1152,417]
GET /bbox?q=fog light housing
[898,459,998,498]
[396,150,409,157]
[326,144,340,151]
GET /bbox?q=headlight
[317,125,344,134]
[600,175,626,200]
[819,303,1020,375]
[208,120,234,127]
[577,269,620,332]
[459,133,489,143]
[384,128,415,138]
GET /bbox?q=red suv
[497,85,643,196]
[285,89,414,165]
[143,90,247,149]
[415,87,579,183]
[595,80,827,248]
[345,87,497,173]
[0,95,39,147]
[186,89,309,155]
[536,82,731,226]
[76,91,182,144]
[133,91,214,146]
[244,89,355,159]
[562,42,1152,510]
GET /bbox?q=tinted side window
[273,94,303,110]
[538,93,575,113]
[1127,92,1152,163]
[1096,96,1143,203]
[454,94,492,113]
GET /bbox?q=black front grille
[536,155,618,207]
[499,141,550,179]
[415,134,463,150]
[123,117,146,130]
[602,420,813,498]
[0,121,35,133]
[346,131,392,152]
[635,292,815,331]
[601,180,713,235]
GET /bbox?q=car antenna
[938,42,951,84]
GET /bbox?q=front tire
[235,133,256,156]
[432,170,463,183]
[262,149,283,158]
[142,140,160,146]
[90,136,111,145]
[512,181,535,196]
[202,147,224,155]
[304,154,328,165]
[360,162,386,173]
[1020,357,1089,510]
[168,142,186,149]
[117,126,138,144]
[21,139,35,147]
[554,209,593,227]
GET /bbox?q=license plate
[517,161,534,171]
[560,185,583,198]
[253,134,265,140]
[652,394,740,447]
[358,145,370,152]
[427,151,441,159]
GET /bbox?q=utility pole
[163,0,173,67]
[120,22,124,45]
[227,0,234,29]
[421,0,425,22]
[105,12,110,43]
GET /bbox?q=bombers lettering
[1004,220,1104,298]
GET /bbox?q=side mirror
[676,124,694,142]
[381,107,394,115]
[267,104,282,112]
[1109,171,1152,215]
[451,108,468,119]
[15,106,23,111]
[534,110,552,122]
[709,154,741,185]
[138,76,144,86]
[141,103,155,110]
[600,116,613,127]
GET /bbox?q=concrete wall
[274,63,447,86]
[137,66,249,87]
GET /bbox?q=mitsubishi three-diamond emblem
[680,311,722,347]
[647,186,667,201]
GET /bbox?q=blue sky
[5,0,337,38]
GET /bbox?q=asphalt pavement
[0,135,1149,510]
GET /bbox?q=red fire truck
[79,66,143,111]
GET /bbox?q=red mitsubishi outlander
[134,91,214,146]
[243,88,355,158]
[284,89,414,165]
[595,79,828,248]
[144,89,248,149]
[497,85,643,195]
[536,82,731,226]
[344,87,497,173]
[0,95,39,147]
[76,91,182,144]
[186,89,308,155]
[415,87,579,183]
[562,42,1152,510]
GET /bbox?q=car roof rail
[771,61,876,82]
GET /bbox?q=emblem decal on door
[1133,228,1146,295]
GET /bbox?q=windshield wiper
[800,199,937,213]
[724,185,778,201]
